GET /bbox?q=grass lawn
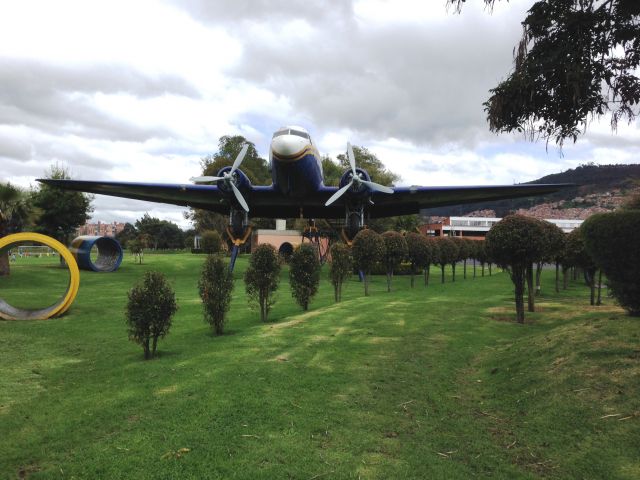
[1,253,639,479]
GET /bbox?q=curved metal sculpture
[69,236,123,272]
[0,232,80,320]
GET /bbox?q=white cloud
[0,0,638,229]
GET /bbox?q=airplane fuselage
[269,126,324,197]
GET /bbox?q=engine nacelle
[215,166,252,194]
[339,168,371,196]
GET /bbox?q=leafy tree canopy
[32,164,93,242]
[451,0,640,147]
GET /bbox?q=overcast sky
[1,0,638,228]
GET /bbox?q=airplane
[38,125,571,265]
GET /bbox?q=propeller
[190,144,250,212]
[325,142,394,206]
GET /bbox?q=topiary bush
[245,244,281,321]
[198,254,234,335]
[485,215,545,323]
[125,271,177,359]
[582,210,640,316]
[200,230,223,254]
[434,237,459,283]
[381,231,408,292]
[289,243,321,311]
[352,229,384,296]
[328,242,353,302]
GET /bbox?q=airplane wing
[37,179,572,219]
[361,183,575,218]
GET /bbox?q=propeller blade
[190,176,224,183]
[230,181,250,212]
[347,142,357,176]
[361,180,394,194]
[231,144,249,173]
[325,181,353,206]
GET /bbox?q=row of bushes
[125,243,323,359]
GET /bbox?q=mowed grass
[1,253,639,479]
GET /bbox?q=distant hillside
[422,163,640,218]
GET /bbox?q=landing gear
[226,208,252,272]
[341,203,366,246]
[301,219,334,264]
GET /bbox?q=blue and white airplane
[39,125,570,241]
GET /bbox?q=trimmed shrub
[289,244,321,310]
[198,255,234,335]
[381,231,408,292]
[328,242,353,302]
[485,215,545,323]
[582,210,640,316]
[125,271,177,359]
[434,237,459,283]
[245,244,281,321]
[200,230,223,254]
[352,229,384,296]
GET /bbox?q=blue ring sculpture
[69,236,123,272]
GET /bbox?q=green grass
[1,254,638,479]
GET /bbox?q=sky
[1,0,639,228]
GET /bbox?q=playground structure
[0,233,80,320]
[69,235,123,272]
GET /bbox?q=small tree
[199,255,234,335]
[435,237,458,283]
[452,237,471,281]
[125,271,177,359]
[538,221,566,294]
[582,210,640,316]
[245,244,281,321]
[423,237,439,286]
[328,242,353,302]
[476,241,488,277]
[289,244,321,310]
[200,230,223,254]
[564,227,598,305]
[406,233,428,288]
[381,231,408,292]
[352,229,384,296]
[485,215,545,324]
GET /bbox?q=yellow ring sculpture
[0,232,80,320]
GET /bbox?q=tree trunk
[152,335,159,357]
[426,266,430,286]
[410,264,415,288]
[489,263,492,276]
[463,259,467,279]
[515,282,525,324]
[525,264,535,313]
[441,265,445,283]
[589,268,596,306]
[563,266,569,289]
[596,270,602,306]
[535,262,543,296]
[386,270,392,292]
[0,252,9,276]
[481,263,485,277]
[555,262,560,293]
[452,263,456,282]
[143,337,151,360]
[364,273,370,296]
[473,258,476,279]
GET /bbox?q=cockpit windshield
[272,129,310,140]
[290,130,309,139]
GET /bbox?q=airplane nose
[271,135,307,161]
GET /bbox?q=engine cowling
[339,168,371,196]
[215,166,252,195]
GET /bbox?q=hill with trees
[422,163,640,219]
